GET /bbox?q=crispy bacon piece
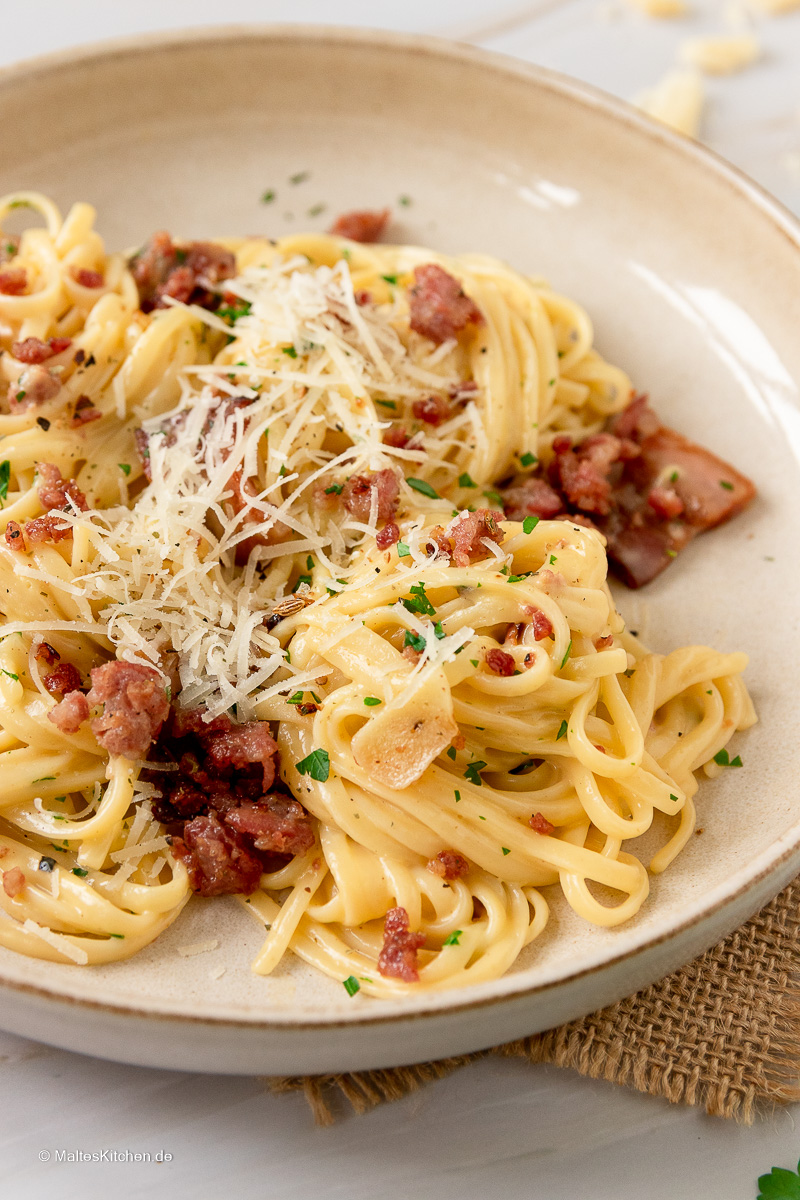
[485,647,516,676]
[85,661,170,759]
[329,208,389,243]
[228,467,294,564]
[527,607,554,641]
[377,906,426,982]
[8,365,61,413]
[447,508,504,568]
[548,433,639,517]
[376,521,400,550]
[172,811,265,897]
[427,850,470,881]
[341,469,400,523]
[0,268,27,295]
[43,663,82,697]
[24,514,73,544]
[48,689,90,733]
[408,264,483,345]
[412,395,450,426]
[647,485,683,520]
[72,267,104,289]
[12,336,72,364]
[71,395,101,427]
[134,428,152,481]
[530,812,555,836]
[130,232,236,313]
[204,721,278,791]
[4,521,24,552]
[37,463,88,513]
[2,866,25,899]
[35,641,60,667]
[224,796,314,856]
[501,477,563,522]
[382,426,412,449]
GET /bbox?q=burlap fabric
[270,879,800,1125]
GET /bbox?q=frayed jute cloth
[269,879,800,1126]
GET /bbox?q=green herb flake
[443,930,462,946]
[406,477,439,499]
[281,346,298,358]
[33,775,55,783]
[72,867,89,878]
[713,749,743,768]
[454,790,461,802]
[464,761,487,786]
[446,746,457,761]
[666,549,677,558]
[470,659,479,668]
[1,669,18,681]
[375,398,396,409]
[483,489,504,506]
[501,847,511,856]
[343,975,360,997]
[433,621,445,640]
[295,748,331,782]
[217,300,252,324]
[397,541,410,558]
[669,794,679,802]
[522,515,539,535]
[398,194,412,207]
[364,697,382,706]
[560,640,572,669]
[549,554,557,565]
[261,189,276,204]
[719,480,734,490]
[0,460,10,502]
[623,668,636,678]
[401,581,436,618]
[458,472,477,489]
[287,691,305,705]
[381,274,398,285]
[289,171,309,185]
[109,933,125,940]
[556,719,568,741]
[308,203,326,217]
[306,555,314,570]
[118,463,131,476]
[403,630,426,653]
[324,483,343,495]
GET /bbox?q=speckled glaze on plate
[0,25,797,1076]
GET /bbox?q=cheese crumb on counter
[679,34,760,74]
[633,70,705,138]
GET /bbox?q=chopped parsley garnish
[375,398,396,409]
[713,748,743,768]
[295,748,331,782]
[306,555,314,570]
[442,930,462,946]
[397,541,410,557]
[308,203,326,217]
[289,171,310,185]
[522,515,539,535]
[520,452,538,468]
[261,189,276,204]
[364,697,382,706]
[403,630,426,653]
[109,933,125,939]
[1,669,19,681]
[398,195,412,207]
[464,761,486,786]
[669,794,678,802]
[118,463,131,476]
[483,489,504,506]
[406,477,439,499]
[0,460,10,502]
[324,483,343,495]
[33,775,55,782]
[560,640,572,669]
[343,975,360,996]
[720,480,734,490]
[402,582,436,617]
[72,867,89,878]
[458,472,477,488]
[217,300,252,324]
[623,668,636,677]
[549,554,556,565]
[433,621,445,640]
[447,746,457,761]
[556,719,568,741]
[281,345,298,358]
[548,378,556,387]
[470,659,479,668]
[454,790,461,802]
[381,274,398,285]
[287,691,305,705]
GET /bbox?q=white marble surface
[3,3,800,1197]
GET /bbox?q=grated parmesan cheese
[177,938,220,958]
[22,918,89,965]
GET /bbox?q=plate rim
[0,20,798,1036]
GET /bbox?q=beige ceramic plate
[0,25,798,1075]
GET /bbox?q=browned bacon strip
[530,812,555,835]
[8,365,61,413]
[408,264,483,344]
[0,268,26,295]
[341,469,400,523]
[12,337,72,364]
[130,232,236,313]
[85,661,170,758]
[329,208,390,243]
[224,796,314,856]
[37,463,88,513]
[43,663,82,698]
[48,689,90,734]
[485,648,515,676]
[448,508,504,568]
[2,866,25,898]
[171,811,265,897]
[500,477,563,522]
[427,850,470,881]
[378,906,426,982]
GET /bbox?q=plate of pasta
[0,26,797,1075]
